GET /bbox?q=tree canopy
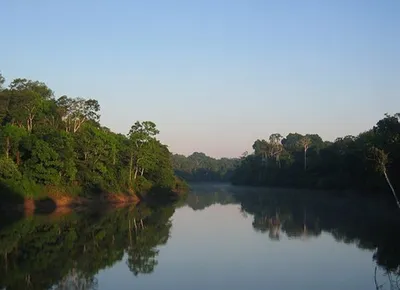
[0,72,182,202]
[231,113,400,202]
[172,152,238,182]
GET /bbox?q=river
[0,183,399,289]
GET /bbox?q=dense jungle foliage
[0,72,184,202]
[231,114,400,201]
[172,152,238,182]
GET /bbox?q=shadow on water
[0,203,176,290]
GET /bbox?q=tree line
[231,114,400,202]
[0,72,184,202]
[172,152,238,182]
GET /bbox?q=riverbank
[0,175,189,215]
[0,192,140,215]
[1,186,189,216]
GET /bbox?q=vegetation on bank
[0,72,185,204]
[172,152,238,182]
[231,114,400,202]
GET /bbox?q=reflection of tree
[127,248,158,276]
[252,212,282,240]
[186,184,237,211]
[126,206,173,276]
[234,188,400,276]
[51,268,98,290]
[0,204,175,289]
[374,266,400,290]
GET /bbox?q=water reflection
[0,204,175,290]
[187,184,400,284]
[0,185,400,289]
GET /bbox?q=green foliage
[232,114,400,197]
[172,152,239,182]
[0,124,27,161]
[0,72,180,202]
[173,176,190,193]
[134,176,154,195]
[24,139,62,185]
[0,157,21,181]
[0,72,4,90]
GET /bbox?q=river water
[0,183,399,289]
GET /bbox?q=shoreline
[1,192,141,215]
[0,186,188,216]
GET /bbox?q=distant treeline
[172,152,239,182]
[0,72,185,203]
[231,114,400,199]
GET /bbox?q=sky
[1,0,399,158]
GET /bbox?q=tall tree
[7,78,53,132]
[269,133,284,167]
[282,133,304,151]
[0,124,27,163]
[0,73,4,90]
[298,136,311,171]
[127,121,159,186]
[56,96,100,133]
[369,147,400,209]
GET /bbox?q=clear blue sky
[1,0,399,158]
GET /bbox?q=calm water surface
[1,184,399,289]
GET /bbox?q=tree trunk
[383,169,400,209]
[304,149,307,171]
[4,252,7,273]
[16,150,21,165]
[74,117,86,133]
[134,167,138,180]
[128,219,132,246]
[276,155,281,168]
[5,136,10,158]
[129,152,134,185]
[27,114,34,132]
[140,168,144,176]
[73,119,78,133]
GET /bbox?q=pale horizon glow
[1,0,399,158]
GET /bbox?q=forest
[0,72,185,204]
[1,70,398,206]
[171,152,238,182]
[231,113,400,202]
